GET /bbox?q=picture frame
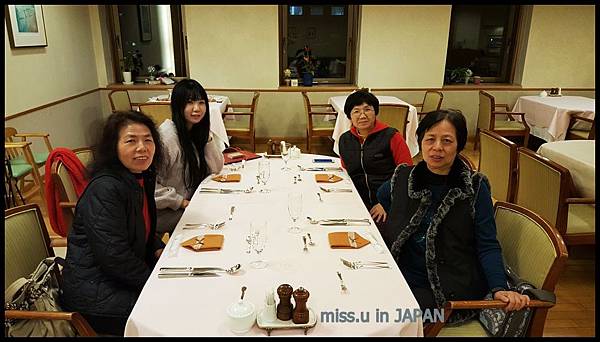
[138,5,152,41]
[5,5,48,48]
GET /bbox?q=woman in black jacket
[61,111,165,335]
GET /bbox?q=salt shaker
[260,288,276,323]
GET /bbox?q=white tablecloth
[537,140,595,198]
[148,95,231,151]
[125,154,423,337]
[512,96,595,142]
[329,96,419,157]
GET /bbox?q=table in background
[537,140,595,198]
[328,95,419,157]
[125,154,423,337]
[512,96,595,142]
[147,94,231,151]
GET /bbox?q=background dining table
[512,95,595,142]
[124,154,423,337]
[147,94,231,151]
[537,140,595,199]
[328,95,420,157]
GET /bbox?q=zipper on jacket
[359,140,372,205]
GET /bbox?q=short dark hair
[169,78,210,191]
[416,109,468,152]
[344,90,379,119]
[89,111,162,176]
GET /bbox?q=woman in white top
[154,79,224,235]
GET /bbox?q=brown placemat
[328,232,370,249]
[181,234,224,251]
[315,174,343,183]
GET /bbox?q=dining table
[537,140,595,199]
[124,153,423,336]
[147,94,231,151]
[512,95,595,142]
[328,95,420,157]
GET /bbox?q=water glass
[257,160,271,193]
[249,220,268,269]
[287,192,303,234]
[281,142,292,171]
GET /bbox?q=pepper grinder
[276,284,293,321]
[292,287,310,324]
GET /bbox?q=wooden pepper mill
[292,287,310,324]
[276,284,294,321]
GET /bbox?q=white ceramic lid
[227,300,255,318]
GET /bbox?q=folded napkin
[315,174,343,183]
[212,174,241,182]
[181,234,224,252]
[328,232,370,249]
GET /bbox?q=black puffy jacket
[61,166,165,318]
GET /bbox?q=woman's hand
[369,203,387,223]
[181,199,190,209]
[494,290,530,311]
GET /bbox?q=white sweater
[155,119,224,210]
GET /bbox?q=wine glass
[287,192,303,234]
[257,160,271,193]
[281,142,292,171]
[249,220,268,269]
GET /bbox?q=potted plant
[121,50,144,83]
[283,68,292,86]
[294,45,318,86]
[447,67,473,84]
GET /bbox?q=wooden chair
[301,91,336,153]
[49,147,94,237]
[5,141,45,203]
[138,103,172,126]
[5,204,96,336]
[414,90,444,120]
[566,115,595,140]
[378,104,410,138]
[223,91,259,152]
[457,152,476,172]
[5,126,53,179]
[476,91,529,150]
[478,129,518,203]
[108,90,132,112]
[426,202,568,337]
[515,147,595,246]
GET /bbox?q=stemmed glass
[249,220,268,269]
[281,142,292,171]
[257,160,271,193]
[287,192,303,234]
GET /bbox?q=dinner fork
[336,271,347,292]
[340,258,389,270]
[319,186,352,193]
[182,221,225,230]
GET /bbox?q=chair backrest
[479,129,517,202]
[138,103,172,126]
[421,90,444,113]
[108,90,132,112]
[301,91,313,128]
[5,127,20,159]
[494,201,568,336]
[5,204,54,290]
[478,90,494,131]
[53,147,93,205]
[457,152,476,171]
[377,104,410,137]
[515,147,571,235]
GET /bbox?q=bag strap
[5,277,31,305]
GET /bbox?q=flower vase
[302,72,313,87]
[464,77,470,84]
[122,71,132,84]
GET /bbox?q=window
[107,5,187,83]
[444,5,520,84]
[279,5,359,85]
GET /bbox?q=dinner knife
[158,271,220,278]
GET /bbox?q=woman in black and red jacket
[61,111,165,336]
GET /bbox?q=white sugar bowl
[227,286,256,334]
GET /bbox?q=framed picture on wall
[138,5,152,41]
[5,5,48,48]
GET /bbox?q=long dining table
[147,94,231,151]
[124,154,423,336]
[328,95,420,158]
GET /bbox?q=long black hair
[170,79,210,191]
[89,110,162,176]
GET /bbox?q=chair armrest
[494,111,527,123]
[5,141,32,148]
[222,111,254,117]
[226,104,253,109]
[50,237,68,247]
[13,133,52,152]
[5,310,96,336]
[311,103,334,108]
[310,111,337,116]
[565,197,595,204]
[571,115,594,124]
[495,103,511,112]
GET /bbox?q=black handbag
[479,264,556,337]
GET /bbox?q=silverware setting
[340,258,390,270]
[229,206,235,221]
[347,232,357,248]
[336,271,348,292]
[306,233,315,246]
[306,216,371,225]
[316,192,323,202]
[302,236,309,252]
[182,221,225,230]
[299,166,343,172]
[199,187,254,194]
[159,264,242,278]
[319,186,352,193]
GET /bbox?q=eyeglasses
[350,106,375,117]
